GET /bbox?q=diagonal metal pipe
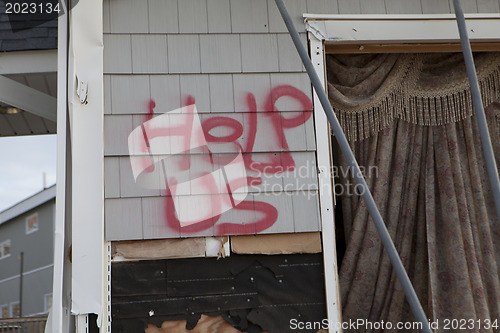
[453,0,500,222]
[273,0,433,332]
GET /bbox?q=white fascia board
[0,185,56,225]
[0,50,57,75]
[305,14,500,44]
[0,75,57,122]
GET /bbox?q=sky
[0,135,57,212]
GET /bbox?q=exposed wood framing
[325,42,500,53]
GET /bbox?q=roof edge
[0,184,56,225]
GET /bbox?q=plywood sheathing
[111,232,321,261]
[231,232,322,254]
[112,238,207,260]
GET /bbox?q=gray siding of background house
[102,0,499,241]
[0,0,57,317]
[0,200,54,316]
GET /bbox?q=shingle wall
[103,0,499,241]
[103,0,324,240]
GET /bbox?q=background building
[0,4,57,327]
[0,185,55,318]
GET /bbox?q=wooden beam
[325,42,500,54]
[0,50,57,74]
[0,75,56,122]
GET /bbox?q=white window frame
[0,304,8,318]
[0,240,11,259]
[305,13,500,333]
[305,14,500,47]
[307,32,340,333]
[25,212,39,234]
[9,301,19,318]
[44,293,53,313]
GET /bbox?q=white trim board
[0,50,57,75]
[304,13,500,20]
[68,0,105,327]
[305,14,500,44]
[0,75,57,122]
[0,263,54,285]
[50,5,72,333]
[309,33,342,332]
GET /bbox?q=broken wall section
[111,254,327,333]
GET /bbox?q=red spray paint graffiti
[133,85,312,235]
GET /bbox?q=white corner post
[67,0,106,331]
[49,1,73,332]
[308,32,342,332]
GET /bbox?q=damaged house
[22,0,500,332]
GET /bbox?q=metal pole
[273,0,432,332]
[19,252,23,318]
[452,0,500,222]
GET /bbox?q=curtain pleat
[335,99,500,332]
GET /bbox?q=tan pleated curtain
[328,52,500,332]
